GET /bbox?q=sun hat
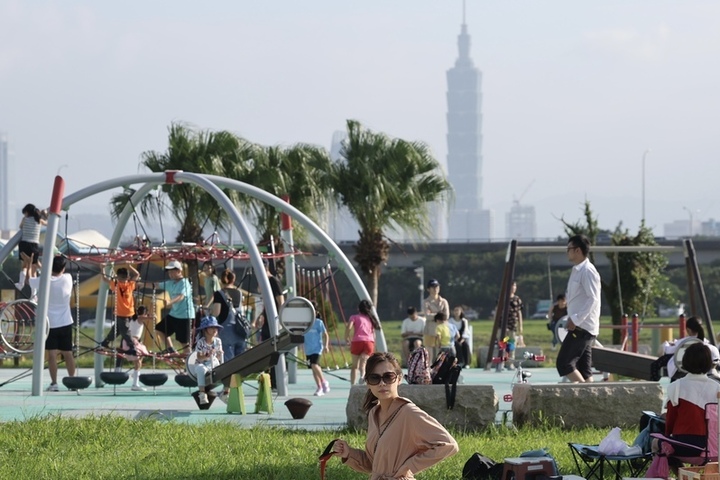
[165,259,183,270]
[197,316,223,331]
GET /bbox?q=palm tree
[110,122,251,243]
[232,142,333,275]
[330,119,453,305]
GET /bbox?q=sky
[1,1,719,240]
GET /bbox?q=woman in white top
[450,306,472,368]
[663,316,720,380]
[400,306,425,365]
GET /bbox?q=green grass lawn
[0,416,643,479]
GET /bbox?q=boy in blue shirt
[304,313,330,396]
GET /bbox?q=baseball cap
[165,260,183,270]
[427,279,440,288]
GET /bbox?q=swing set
[0,172,384,398]
[486,239,715,379]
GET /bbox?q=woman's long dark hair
[686,316,705,341]
[22,203,41,223]
[358,299,381,330]
[362,352,402,413]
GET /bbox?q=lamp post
[683,206,694,236]
[641,149,651,224]
[414,266,424,310]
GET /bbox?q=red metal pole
[631,313,639,353]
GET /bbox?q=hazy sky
[1,1,718,240]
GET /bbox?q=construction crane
[513,179,536,205]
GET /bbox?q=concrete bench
[476,346,545,368]
[346,384,497,432]
[512,382,664,429]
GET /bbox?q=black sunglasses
[365,372,399,385]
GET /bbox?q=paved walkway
[0,364,657,429]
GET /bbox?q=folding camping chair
[568,443,651,480]
[649,402,718,468]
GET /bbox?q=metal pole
[32,176,65,396]
[281,195,298,384]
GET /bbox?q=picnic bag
[406,347,432,385]
[462,453,503,480]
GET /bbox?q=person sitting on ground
[100,264,140,349]
[401,307,425,365]
[193,316,224,405]
[304,305,330,396]
[651,343,720,473]
[118,306,153,392]
[330,352,458,479]
[435,312,459,356]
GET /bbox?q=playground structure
[487,239,716,379]
[0,172,387,397]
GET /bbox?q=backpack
[462,453,503,480]
[431,351,463,409]
[406,347,432,385]
[431,351,457,384]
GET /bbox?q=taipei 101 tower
[446,5,492,240]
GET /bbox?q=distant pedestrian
[423,279,449,362]
[304,309,330,396]
[505,282,523,369]
[346,300,381,385]
[546,294,568,351]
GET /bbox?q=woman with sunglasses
[332,352,458,479]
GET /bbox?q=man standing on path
[556,234,601,383]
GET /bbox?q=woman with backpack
[345,300,381,385]
[331,352,458,479]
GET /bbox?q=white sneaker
[46,383,59,392]
[131,385,146,392]
[322,381,330,394]
[198,392,209,404]
[313,387,324,396]
[218,392,229,404]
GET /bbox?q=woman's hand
[333,439,350,459]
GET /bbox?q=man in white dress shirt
[556,234,601,383]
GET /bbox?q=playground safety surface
[0,366,664,429]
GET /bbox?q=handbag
[219,290,251,340]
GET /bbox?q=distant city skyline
[0,2,718,242]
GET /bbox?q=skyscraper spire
[445,6,492,240]
[456,2,473,67]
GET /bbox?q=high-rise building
[0,133,11,233]
[446,14,492,240]
[506,202,537,240]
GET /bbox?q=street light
[413,266,424,310]
[641,149,651,224]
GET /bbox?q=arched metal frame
[0,172,386,396]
